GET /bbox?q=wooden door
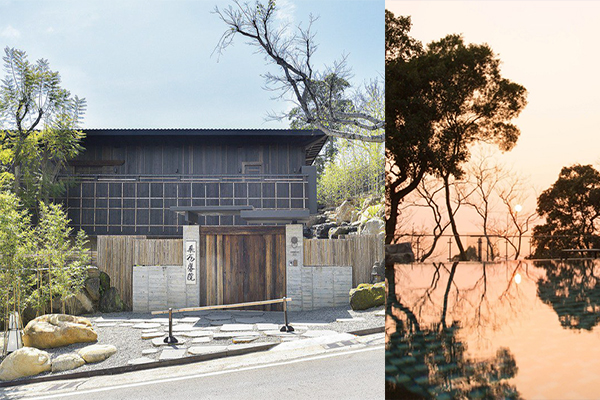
[199,226,286,310]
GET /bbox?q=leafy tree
[0,192,35,326]
[317,140,383,207]
[385,11,429,244]
[215,0,383,142]
[385,11,527,252]
[532,164,600,258]
[0,47,86,215]
[36,202,89,314]
[0,192,89,323]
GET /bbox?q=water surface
[386,260,600,399]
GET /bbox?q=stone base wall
[132,265,196,312]
[300,266,352,310]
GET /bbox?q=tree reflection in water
[537,259,600,330]
[385,261,522,399]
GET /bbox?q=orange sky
[387,1,600,236]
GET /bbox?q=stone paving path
[91,310,374,365]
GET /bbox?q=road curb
[0,343,277,388]
[348,326,384,336]
[0,326,385,388]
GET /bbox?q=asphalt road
[23,346,384,400]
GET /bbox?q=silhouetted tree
[532,164,600,258]
[385,12,527,250]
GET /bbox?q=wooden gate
[199,226,286,310]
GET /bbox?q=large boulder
[349,282,385,311]
[360,218,384,235]
[99,287,125,313]
[84,277,101,302]
[313,222,338,239]
[22,314,97,349]
[303,226,313,239]
[329,225,358,239]
[65,292,95,315]
[99,271,111,297]
[385,243,415,265]
[51,353,86,373]
[0,347,51,381]
[78,344,117,363]
[307,214,327,228]
[335,200,355,224]
[87,266,100,279]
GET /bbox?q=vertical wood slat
[199,226,285,311]
[303,235,383,287]
[97,227,288,311]
[96,235,182,309]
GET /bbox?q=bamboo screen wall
[97,233,383,309]
[303,235,384,286]
[96,236,182,309]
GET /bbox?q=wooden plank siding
[73,136,306,176]
[199,226,286,311]
[303,236,384,287]
[97,236,183,309]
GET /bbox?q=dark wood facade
[57,129,325,236]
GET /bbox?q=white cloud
[46,27,55,34]
[0,25,21,39]
[274,0,296,25]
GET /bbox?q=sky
[0,0,383,129]
[387,1,600,235]
[386,1,600,196]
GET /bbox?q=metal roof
[81,128,328,166]
[82,128,324,137]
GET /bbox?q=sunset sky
[387,1,600,205]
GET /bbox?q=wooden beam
[151,297,292,315]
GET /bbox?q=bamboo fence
[96,236,182,309]
[303,235,384,286]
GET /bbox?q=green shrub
[317,141,384,207]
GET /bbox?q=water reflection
[386,259,600,399]
[536,259,600,330]
[386,261,522,399]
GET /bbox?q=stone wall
[300,265,352,310]
[286,224,352,311]
[132,265,196,312]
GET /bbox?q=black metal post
[164,307,179,344]
[280,297,294,332]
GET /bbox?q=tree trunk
[386,169,426,244]
[443,174,466,261]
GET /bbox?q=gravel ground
[2,305,384,382]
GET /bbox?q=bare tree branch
[214,0,383,142]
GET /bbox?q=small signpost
[185,241,197,285]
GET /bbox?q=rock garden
[304,195,384,239]
[0,304,384,383]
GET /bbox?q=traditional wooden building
[56,128,326,236]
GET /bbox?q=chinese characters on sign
[185,241,197,285]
